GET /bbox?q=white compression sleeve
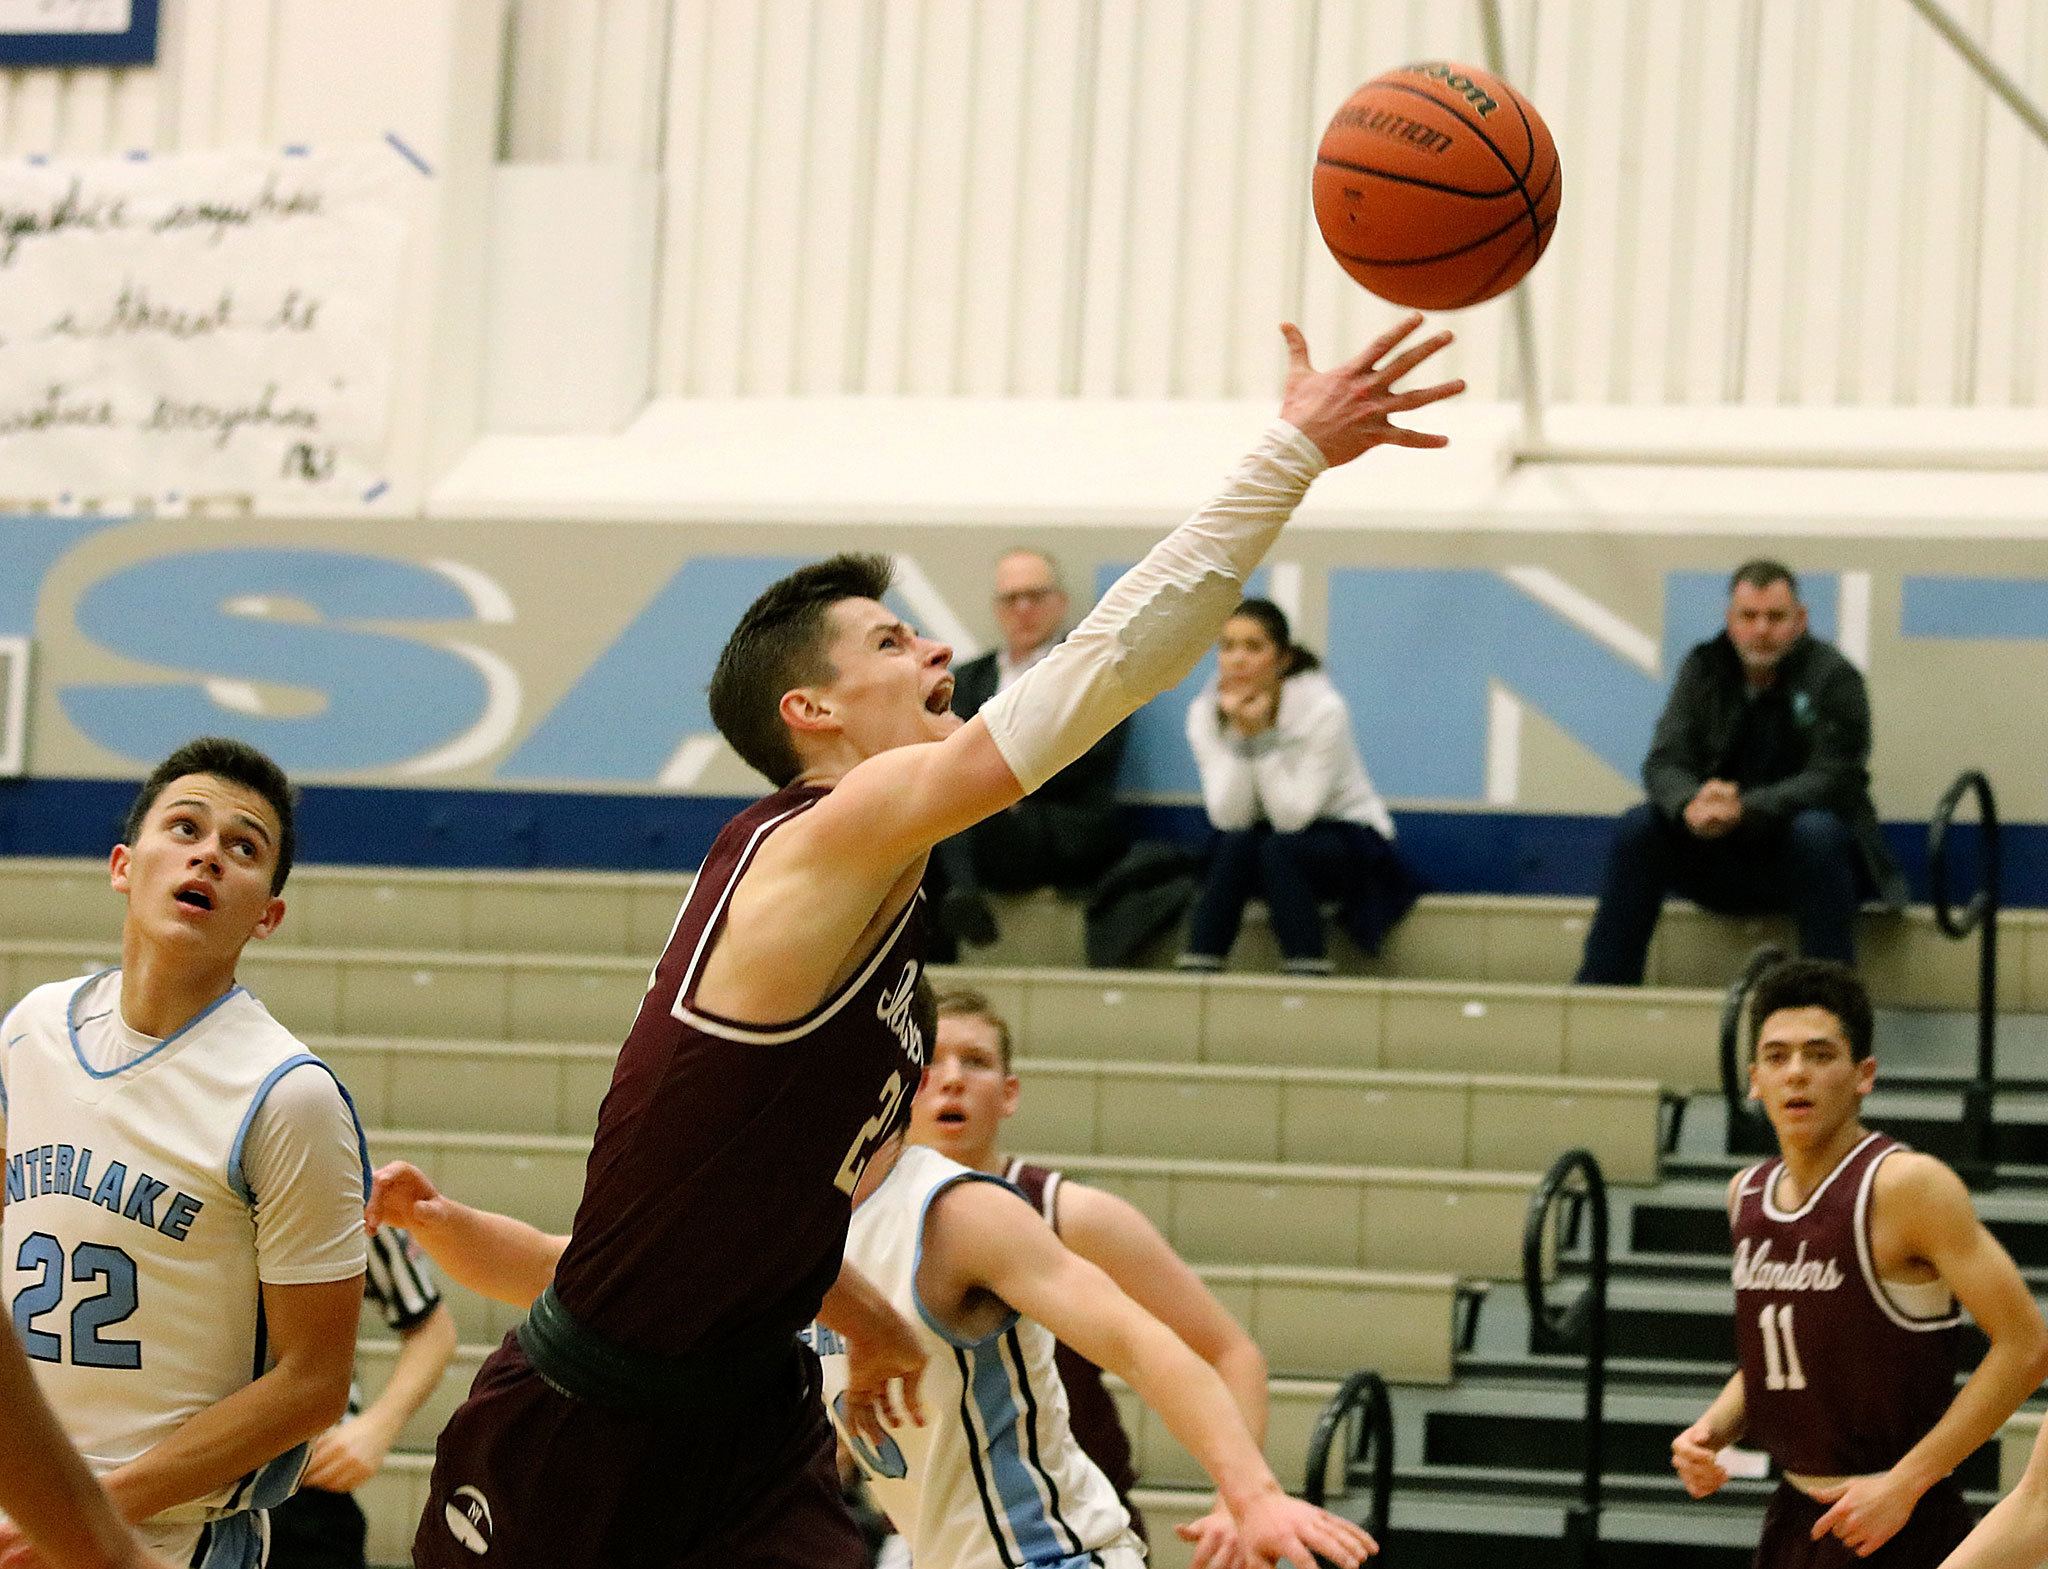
[981,420,1328,794]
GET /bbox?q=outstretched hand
[1280,314,1463,468]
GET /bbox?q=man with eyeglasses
[932,549,1130,951]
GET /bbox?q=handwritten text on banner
[0,146,413,504]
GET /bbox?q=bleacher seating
[9,859,2048,1567]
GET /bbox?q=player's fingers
[900,1373,926,1427]
[1311,1512,1374,1560]
[1370,330,1456,387]
[1811,1504,1845,1541]
[1279,321,1314,374]
[1343,311,1428,376]
[1378,380,1467,416]
[1380,424,1452,450]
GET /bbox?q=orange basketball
[1312,60,1561,310]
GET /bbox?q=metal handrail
[1720,943,1788,1156]
[1302,1368,1394,1542]
[1524,1150,1609,1569]
[1929,769,2001,1183]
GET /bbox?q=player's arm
[927,1180,1375,1569]
[302,1274,457,1494]
[818,1255,928,1446]
[1055,1181,1269,1441]
[99,1275,360,1524]
[1673,1173,1750,1498]
[1938,1416,2048,1569]
[0,1327,172,1569]
[795,317,1461,879]
[1671,1370,1746,1499]
[367,1159,566,1307]
[1813,1154,2048,1555]
[102,1067,368,1522]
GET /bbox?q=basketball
[1312,60,1561,310]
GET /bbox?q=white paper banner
[0,145,415,506]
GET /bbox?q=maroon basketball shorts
[1755,1479,1974,1569]
[413,1334,868,1569]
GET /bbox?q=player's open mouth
[174,885,215,911]
[924,680,954,715]
[935,1109,966,1125]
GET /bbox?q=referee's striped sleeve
[366,1225,443,1331]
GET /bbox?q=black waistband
[515,1284,798,1414]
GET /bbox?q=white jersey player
[0,739,370,1569]
[372,1134,1374,1569]
[813,1144,1136,1569]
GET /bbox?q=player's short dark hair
[1750,958,1873,1062]
[1729,559,1800,600]
[935,987,1014,1073]
[122,737,298,894]
[708,553,896,786]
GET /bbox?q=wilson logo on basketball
[1408,61,1499,116]
[445,1485,494,1555]
[1330,106,1452,156]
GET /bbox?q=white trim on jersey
[1852,1145,1964,1332]
[669,803,811,1007]
[673,873,923,1046]
[911,1171,1022,1349]
[1760,1131,1884,1222]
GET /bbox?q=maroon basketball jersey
[1004,1159,1144,1525]
[1731,1132,1962,1476]
[549,784,930,1354]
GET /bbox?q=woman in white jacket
[1179,599,1418,974]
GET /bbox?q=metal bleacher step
[10,855,2044,1004]
[0,936,1726,1085]
[319,1032,1669,1180]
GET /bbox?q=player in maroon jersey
[410,315,1464,1569]
[910,987,1271,1566]
[1670,959,2048,1566]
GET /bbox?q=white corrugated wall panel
[792,0,874,396]
[959,3,1032,396]
[653,0,712,394]
[620,0,2047,411]
[740,0,815,397]
[1075,0,1142,397]
[1011,0,1092,397]
[1740,0,1800,405]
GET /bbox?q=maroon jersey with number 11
[1731,1131,1963,1477]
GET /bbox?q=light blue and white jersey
[0,969,370,1554]
[816,1145,1134,1569]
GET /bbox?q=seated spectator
[1178,599,1417,975]
[932,548,1129,949]
[1576,560,1905,985]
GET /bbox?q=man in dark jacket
[1576,560,1905,985]
[932,549,1129,948]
